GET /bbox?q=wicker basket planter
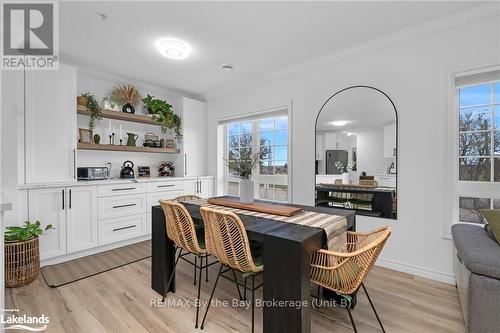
[4,237,40,288]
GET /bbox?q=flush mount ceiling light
[155,38,192,60]
[330,120,351,127]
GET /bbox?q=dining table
[151,196,356,333]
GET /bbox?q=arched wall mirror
[315,86,398,219]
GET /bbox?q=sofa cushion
[452,224,500,280]
[481,209,500,244]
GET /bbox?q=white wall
[356,130,385,174]
[206,15,500,283]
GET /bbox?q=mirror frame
[314,85,399,219]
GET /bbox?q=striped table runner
[182,198,347,250]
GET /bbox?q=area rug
[41,240,151,287]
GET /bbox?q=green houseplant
[4,221,54,287]
[80,92,102,132]
[142,94,182,142]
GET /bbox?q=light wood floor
[6,256,466,333]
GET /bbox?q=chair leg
[244,276,248,300]
[193,256,197,285]
[346,307,358,333]
[251,275,255,333]
[195,255,203,328]
[200,264,224,330]
[205,254,209,282]
[163,248,181,302]
[361,283,386,333]
[232,269,243,300]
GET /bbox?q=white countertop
[18,175,214,190]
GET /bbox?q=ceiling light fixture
[156,38,192,60]
[331,120,350,127]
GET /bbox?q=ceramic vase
[240,179,255,204]
[342,172,350,185]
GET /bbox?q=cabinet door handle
[112,203,136,209]
[112,187,136,191]
[184,154,187,175]
[73,148,77,179]
[113,225,136,232]
[158,184,175,188]
[62,189,65,210]
[69,189,72,209]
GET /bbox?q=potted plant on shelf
[112,84,141,114]
[335,161,356,184]
[141,94,182,142]
[80,92,102,135]
[224,133,270,204]
[4,221,54,287]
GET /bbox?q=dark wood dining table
[151,197,355,333]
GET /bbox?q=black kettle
[120,160,135,179]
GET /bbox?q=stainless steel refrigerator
[325,150,348,174]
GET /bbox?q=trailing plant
[81,92,102,131]
[112,84,141,105]
[141,94,182,141]
[5,221,54,242]
[224,132,270,179]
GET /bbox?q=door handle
[112,187,136,191]
[73,148,77,179]
[69,189,72,209]
[62,189,65,210]
[158,184,175,188]
[184,154,187,175]
[113,225,136,232]
[112,203,137,209]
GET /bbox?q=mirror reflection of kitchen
[315,86,397,219]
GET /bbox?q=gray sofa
[452,224,500,333]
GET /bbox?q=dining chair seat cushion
[241,241,264,276]
[195,225,206,249]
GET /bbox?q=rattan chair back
[310,226,391,295]
[173,195,202,202]
[160,200,205,254]
[200,207,263,273]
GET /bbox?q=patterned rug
[41,241,151,287]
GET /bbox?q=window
[223,114,289,202]
[454,77,500,224]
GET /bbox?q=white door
[66,186,98,253]
[28,188,67,260]
[182,97,206,176]
[25,64,77,183]
[183,179,198,196]
[198,179,213,198]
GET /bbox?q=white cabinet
[28,188,67,260]
[384,123,396,158]
[24,64,77,183]
[99,194,147,220]
[66,186,98,253]
[182,97,207,176]
[324,133,348,150]
[98,214,146,245]
[184,178,213,198]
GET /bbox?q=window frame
[449,68,500,237]
[219,105,292,203]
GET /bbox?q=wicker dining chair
[310,226,391,333]
[199,207,264,333]
[174,194,202,203]
[159,199,215,329]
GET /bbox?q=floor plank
[5,256,466,333]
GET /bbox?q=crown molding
[205,3,500,100]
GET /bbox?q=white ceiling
[60,1,483,99]
[316,87,396,133]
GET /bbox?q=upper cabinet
[182,97,206,176]
[383,123,396,158]
[24,64,77,183]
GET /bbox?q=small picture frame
[79,128,93,143]
[138,166,151,178]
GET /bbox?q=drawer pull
[112,203,137,209]
[112,187,136,191]
[113,225,136,232]
[158,184,175,188]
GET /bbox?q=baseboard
[376,257,456,285]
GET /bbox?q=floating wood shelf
[77,143,180,154]
[77,105,162,126]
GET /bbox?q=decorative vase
[342,172,350,185]
[93,134,100,144]
[126,133,138,147]
[122,103,135,114]
[240,179,254,204]
[160,138,165,148]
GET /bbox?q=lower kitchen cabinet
[184,178,213,198]
[98,214,146,245]
[66,186,98,253]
